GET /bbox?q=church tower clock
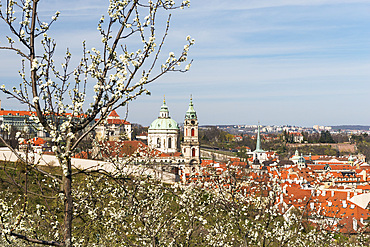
[181,96,200,165]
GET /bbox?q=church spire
[159,95,169,118]
[255,122,264,152]
[185,94,197,119]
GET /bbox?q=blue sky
[0,0,369,127]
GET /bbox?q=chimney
[353,218,357,232]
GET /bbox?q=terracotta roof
[99,141,182,160]
[106,119,130,125]
[73,151,91,159]
[289,132,303,136]
[95,118,130,125]
[21,137,46,146]
[158,152,182,157]
[307,164,354,170]
[0,110,33,116]
[338,216,365,234]
[109,110,120,117]
[100,140,149,157]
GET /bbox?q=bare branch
[9,232,62,246]
[0,46,30,59]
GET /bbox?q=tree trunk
[63,158,73,247]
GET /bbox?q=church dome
[149,118,179,130]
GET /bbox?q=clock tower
[181,96,200,165]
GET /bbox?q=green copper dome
[185,96,197,119]
[149,118,179,130]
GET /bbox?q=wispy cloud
[0,0,369,125]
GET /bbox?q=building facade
[95,110,132,141]
[0,110,34,133]
[148,99,179,153]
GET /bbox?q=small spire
[185,95,197,119]
[255,122,264,153]
[256,123,261,151]
[159,96,169,117]
[189,94,193,106]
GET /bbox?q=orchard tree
[0,0,193,246]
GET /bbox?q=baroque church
[148,96,200,166]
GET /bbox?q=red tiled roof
[307,164,354,170]
[289,132,302,136]
[0,110,33,116]
[338,216,365,234]
[109,110,120,117]
[106,119,130,125]
[73,151,91,159]
[33,137,46,146]
[100,140,149,157]
[158,152,182,157]
[21,137,46,146]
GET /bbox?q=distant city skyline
[0,0,369,126]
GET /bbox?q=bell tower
[181,96,200,165]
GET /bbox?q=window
[157,138,161,148]
[192,148,196,157]
[168,137,172,149]
[191,128,195,136]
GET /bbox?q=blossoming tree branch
[0,0,193,246]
